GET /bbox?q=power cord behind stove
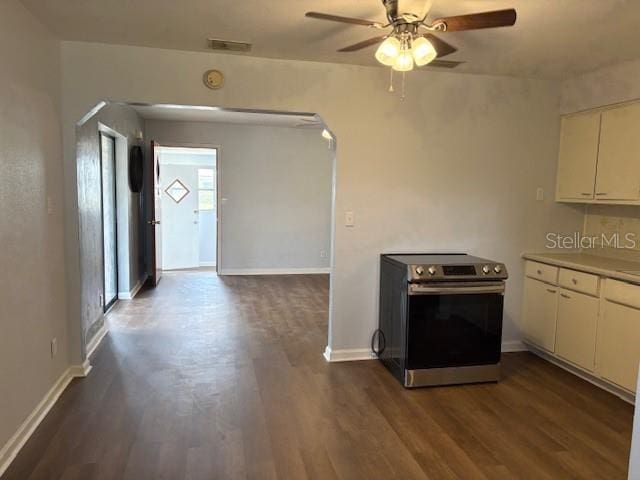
[371,329,385,357]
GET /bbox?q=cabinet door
[595,103,640,201]
[522,277,558,352]
[556,112,601,200]
[597,300,640,391]
[555,289,598,371]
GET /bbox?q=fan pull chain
[388,68,394,93]
[401,71,406,100]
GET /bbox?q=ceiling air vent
[427,60,464,69]
[208,38,252,53]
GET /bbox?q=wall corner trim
[69,360,93,378]
[117,275,147,300]
[0,362,93,477]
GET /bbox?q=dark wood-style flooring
[3,271,634,479]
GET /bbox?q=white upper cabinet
[556,102,640,204]
[556,112,601,200]
[594,103,640,201]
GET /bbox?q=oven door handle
[408,284,505,295]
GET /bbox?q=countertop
[522,252,640,285]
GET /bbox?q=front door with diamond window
[160,166,200,270]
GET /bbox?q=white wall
[60,41,584,357]
[561,58,640,114]
[147,121,333,273]
[0,0,68,463]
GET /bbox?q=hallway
[3,272,634,479]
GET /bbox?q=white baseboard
[501,340,528,352]
[323,346,376,362]
[324,341,529,363]
[117,275,146,300]
[86,324,108,359]
[0,362,92,477]
[199,261,216,267]
[219,267,331,276]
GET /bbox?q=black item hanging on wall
[129,145,144,193]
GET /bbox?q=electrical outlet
[536,187,544,201]
[51,338,57,358]
[320,250,327,258]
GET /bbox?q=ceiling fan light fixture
[375,36,401,66]
[392,38,414,72]
[411,36,437,66]
[392,50,414,72]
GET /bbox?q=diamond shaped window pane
[165,179,190,203]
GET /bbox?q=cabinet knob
[547,288,557,294]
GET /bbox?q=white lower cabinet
[522,261,640,396]
[555,288,598,371]
[522,277,558,352]
[598,281,640,392]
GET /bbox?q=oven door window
[406,293,503,369]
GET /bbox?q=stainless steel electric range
[377,253,508,388]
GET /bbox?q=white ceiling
[132,104,321,127]
[22,0,640,79]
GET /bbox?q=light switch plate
[536,187,544,201]
[345,211,355,227]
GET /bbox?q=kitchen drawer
[558,268,599,296]
[604,279,640,309]
[525,261,558,285]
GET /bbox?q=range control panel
[409,263,508,282]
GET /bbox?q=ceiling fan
[305,1,516,72]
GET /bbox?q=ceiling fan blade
[305,12,383,28]
[422,34,457,58]
[433,9,516,32]
[428,59,464,69]
[338,35,387,52]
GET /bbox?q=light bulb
[412,36,437,67]
[375,37,401,66]
[392,49,414,72]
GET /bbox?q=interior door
[148,140,162,286]
[100,133,118,309]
